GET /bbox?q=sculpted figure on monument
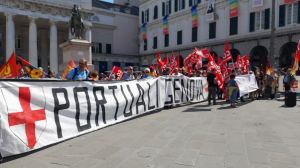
[70,4,85,39]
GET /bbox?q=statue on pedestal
[70,5,85,39]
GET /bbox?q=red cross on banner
[8,87,46,149]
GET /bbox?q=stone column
[40,29,48,70]
[85,26,92,64]
[50,21,58,73]
[5,13,15,60]
[29,17,38,67]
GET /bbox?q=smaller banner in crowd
[109,66,124,80]
[235,74,259,97]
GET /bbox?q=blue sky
[101,0,114,3]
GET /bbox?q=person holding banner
[227,74,239,108]
[67,58,89,80]
[122,66,135,80]
[17,68,30,79]
[141,68,153,79]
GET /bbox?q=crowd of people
[14,58,298,108]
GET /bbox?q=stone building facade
[139,0,300,72]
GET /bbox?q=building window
[164,34,169,47]
[249,12,255,32]
[16,35,22,49]
[162,2,165,16]
[286,3,298,25]
[98,43,102,53]
[154,6,158,20]
[279,4,286,27]
[250,9,270,32]
[189,0,201,7]
[144,39,147,51]
[146,9,149,22]
[209,22,216,39]
[192,27,197,42]
[141,11,144,24]
[153,36,157,49]
[230,17,238,35]
[279,2,299,27]
[264,8,270,29]
[166,0,172,15]
[177,30,182,45]
[164,0,172,16]
[175,0,185,12]
[92,43,96,53]
[106,44,111,54]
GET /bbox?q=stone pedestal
[59,39,93,72]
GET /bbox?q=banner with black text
[0,76,208,157]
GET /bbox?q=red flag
[207,57,224,89]
[235,55,243,73]
[163,54,169,65]
[297,40,300,60]
[176,54,181,68]
[157,51,165,68]
[223,41,232,62]
[62,59,76,79]
[217,56,223,65]
[0,52,18,78]
[109,66,124,80]
[221,63,229,79]
[169,53,179,73]
[242,55,250,74]
[17,56,31,67]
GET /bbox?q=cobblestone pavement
[1,99,300,168]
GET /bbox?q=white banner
[0,76,208,157]
[0,75,257,157]
[235,74,259,97]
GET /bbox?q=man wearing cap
[141,68,153,79]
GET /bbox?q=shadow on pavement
[182,108,211,112]
[194,104,211,108]
[218,100,254,110]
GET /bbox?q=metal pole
[269,0,276,68]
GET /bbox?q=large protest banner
[0,75,258,157]
[0,76,208,157]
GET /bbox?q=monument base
[59,39,93,73]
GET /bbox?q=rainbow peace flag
[163,15,169,35]
[229,0,238,18]
[191,5,198,28]
[140,23,147,40]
